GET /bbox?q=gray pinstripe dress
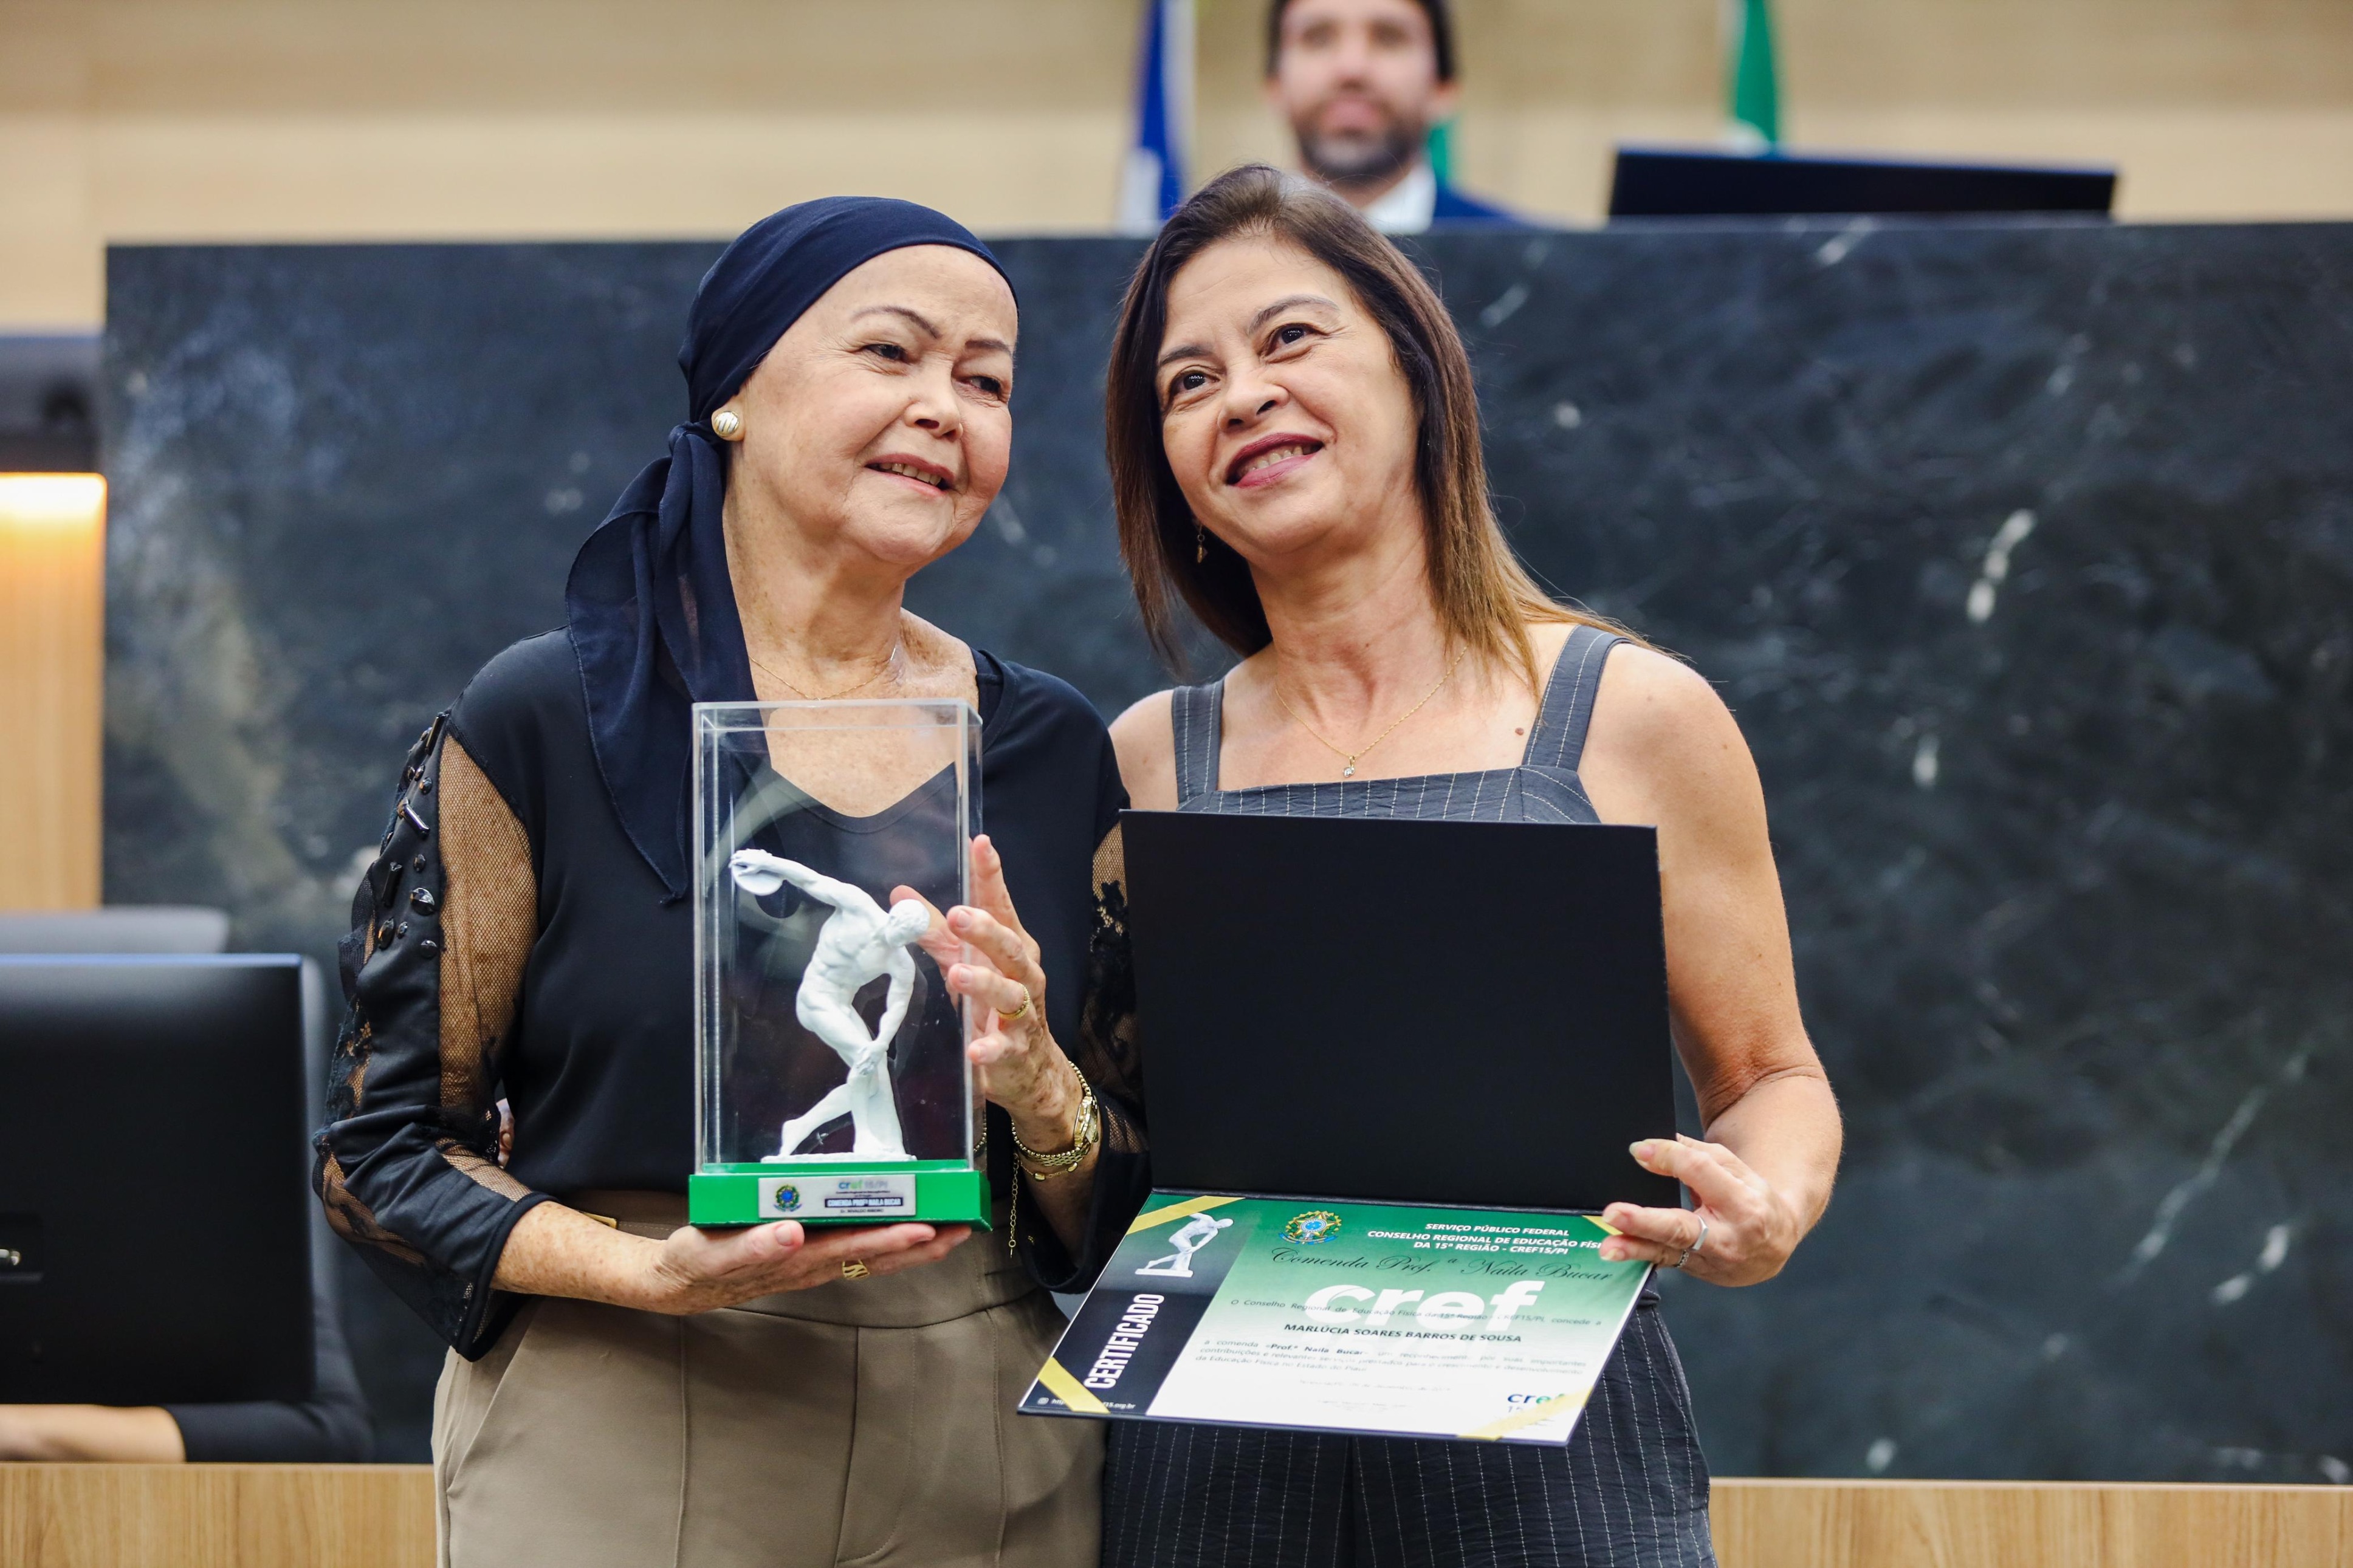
[1100,624,1717,1568]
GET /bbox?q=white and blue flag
[1118,0,1194,233]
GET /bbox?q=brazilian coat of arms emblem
[1283,1210,1342,1245]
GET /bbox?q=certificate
[1021,1193,1652,1445]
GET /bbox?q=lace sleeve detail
[313,716,550,1358]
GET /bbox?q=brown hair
[1107,163,1626,690]
[1266,0,1455,82]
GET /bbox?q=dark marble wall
[103,222,2353,1478]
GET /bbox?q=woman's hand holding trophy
[898,832,1101,1247]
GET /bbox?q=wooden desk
[1714,1478,2353,1568]
[4,1466,2347,1567]
[0,1464,431,1568]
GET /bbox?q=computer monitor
[1609,144,2116,219]
[0,955,316,1404]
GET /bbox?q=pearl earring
[711,409,743,439]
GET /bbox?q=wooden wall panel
[0,474,104,910]
[5,0,2353,324]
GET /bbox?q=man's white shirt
[1358,159,1438,235]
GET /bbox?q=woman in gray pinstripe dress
[1099,624,1721,1568]
[1014,165,1843,1567]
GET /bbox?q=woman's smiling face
[1155,234,1422,568]
[723,244,1017,572]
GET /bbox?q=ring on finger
[1672,1216,1709,1270]
[996,990,1033,1023]
[842,1258,871,1281]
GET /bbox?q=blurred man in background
[1266,0,1517,232]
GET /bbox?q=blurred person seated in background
[0,1266,371,1462]
[1267,0,1517,232]
[0,916,371,1464]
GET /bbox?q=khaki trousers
[433,1193,1102,1568]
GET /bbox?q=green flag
[1726,0,1781,147]
[1426,118,1455,185]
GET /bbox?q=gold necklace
[1272,648,1465,778]
[750,643,904,702]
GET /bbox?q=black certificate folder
[1119,811,1680,1215]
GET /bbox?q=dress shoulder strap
[1523,623,1624,774]
[1167,680,1226,804]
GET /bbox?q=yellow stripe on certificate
[1032,1357,1110,1414]
[1124,1193,1243,1236]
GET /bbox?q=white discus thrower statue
[727,849,932,1161]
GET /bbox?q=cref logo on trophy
[1283,1210,1342,1245]
[1135,1213,1234,1278]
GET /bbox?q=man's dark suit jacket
[1432,180,1523,227]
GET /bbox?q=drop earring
[711,409,742,439]
[1195,521,1206,564]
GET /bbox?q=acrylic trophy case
[692,699,987,1227]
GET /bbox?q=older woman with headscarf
[315,199,1116,1567]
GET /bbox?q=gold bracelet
[1015,1094,1096,1180]
[1012,1064,1099,1180]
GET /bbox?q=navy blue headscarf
[565,197,1009,900]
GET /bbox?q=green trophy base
[690,1161,991,1228]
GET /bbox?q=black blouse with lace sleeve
[315,630,1131,1358]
